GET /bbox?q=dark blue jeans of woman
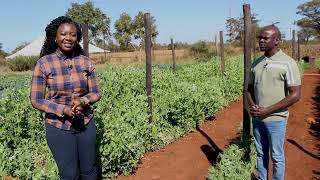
[46,119,97,180]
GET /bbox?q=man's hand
[249,105,270,118]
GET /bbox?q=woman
[30,16,101,179]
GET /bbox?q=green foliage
[315,58,320,69]
[0,43,8,58]
[8,56,38,71]
[114,13,134,51]
[0,82,58,179]
[298,27,317,43]
[0,57,244,178]
[297,60,307,75]
[189,41,216,60]
[0,59,8,67]
[207,134,257,180]
[66,2,111,43]
[114,12,158,51]
[296,0,320,38]
[132,11,158,47]
[225,14,260,44]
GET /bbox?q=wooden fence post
[252,27,256,60]
[219,31,225,73]
[297,35,301,61]
[144,13,153,122]
[243,4,252,137]
[82,24,89,57]
[292,30,296,60]
[215,33,219,59]
[171,38,176,73]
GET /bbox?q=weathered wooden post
[243,4,252,137]
[171,38,176,73]
[144,13,153,122]
[215,33,219,59]
[103,35,107,62]
[297,35,301,61]
[82,24,89,57]
[252,27,256,60]
[292,30,296,60]
[219,31,225,73]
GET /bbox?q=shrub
[8,56,38,71]
[189,41,216,60]
[0,59,8,67]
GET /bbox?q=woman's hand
[63,106,73,117]
[71,97,85,116]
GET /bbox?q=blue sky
[0,0,308,52]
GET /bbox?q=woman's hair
[40,16,84,57]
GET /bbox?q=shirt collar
[55,49,76,60]
[266,49,282,61]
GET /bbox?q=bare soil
[117,69,320,180]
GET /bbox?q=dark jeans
[46,119,97,180]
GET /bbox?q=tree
[132,11,159,48]
[298,27,316,43]
[225,14,259,44]
[114,13,134,50]
[0,43,7,58]
[226,17,242,42]
[11,42,29,54]
[66,2,111,45]
[296,0,320,39]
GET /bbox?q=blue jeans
[46,119,97,180]
[253,118,287,180]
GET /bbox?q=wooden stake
[171,38,176,73]
[82,24,89,57]
[219,31,225,73]
[243,4,252,137]
[144,13,153,122]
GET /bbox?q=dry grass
[90,49,188,64]
[1,43,318,75]
[280,43,319,60]
[0,58,11,75]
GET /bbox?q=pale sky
[0,0,308,52]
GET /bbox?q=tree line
[225,0,319,44]
[0,0,319,59]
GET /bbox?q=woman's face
[56,23,78,54]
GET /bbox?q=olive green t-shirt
[249,49,301,121]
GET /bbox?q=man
[247,25,301,180]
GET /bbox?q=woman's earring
[55,39,57,43]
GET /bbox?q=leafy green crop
[0,56,243,179]
[207,134,257,180]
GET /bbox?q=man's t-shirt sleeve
[287,60,301,86]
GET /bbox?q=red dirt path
[117,69,320,180]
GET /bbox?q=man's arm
[247,84,256,107]
[250,85,301,117]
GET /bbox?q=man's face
[258,29,278,52]
[55,23,78,54]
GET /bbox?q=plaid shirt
[30,50,101,130]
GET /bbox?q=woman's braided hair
[40,16,84,57]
